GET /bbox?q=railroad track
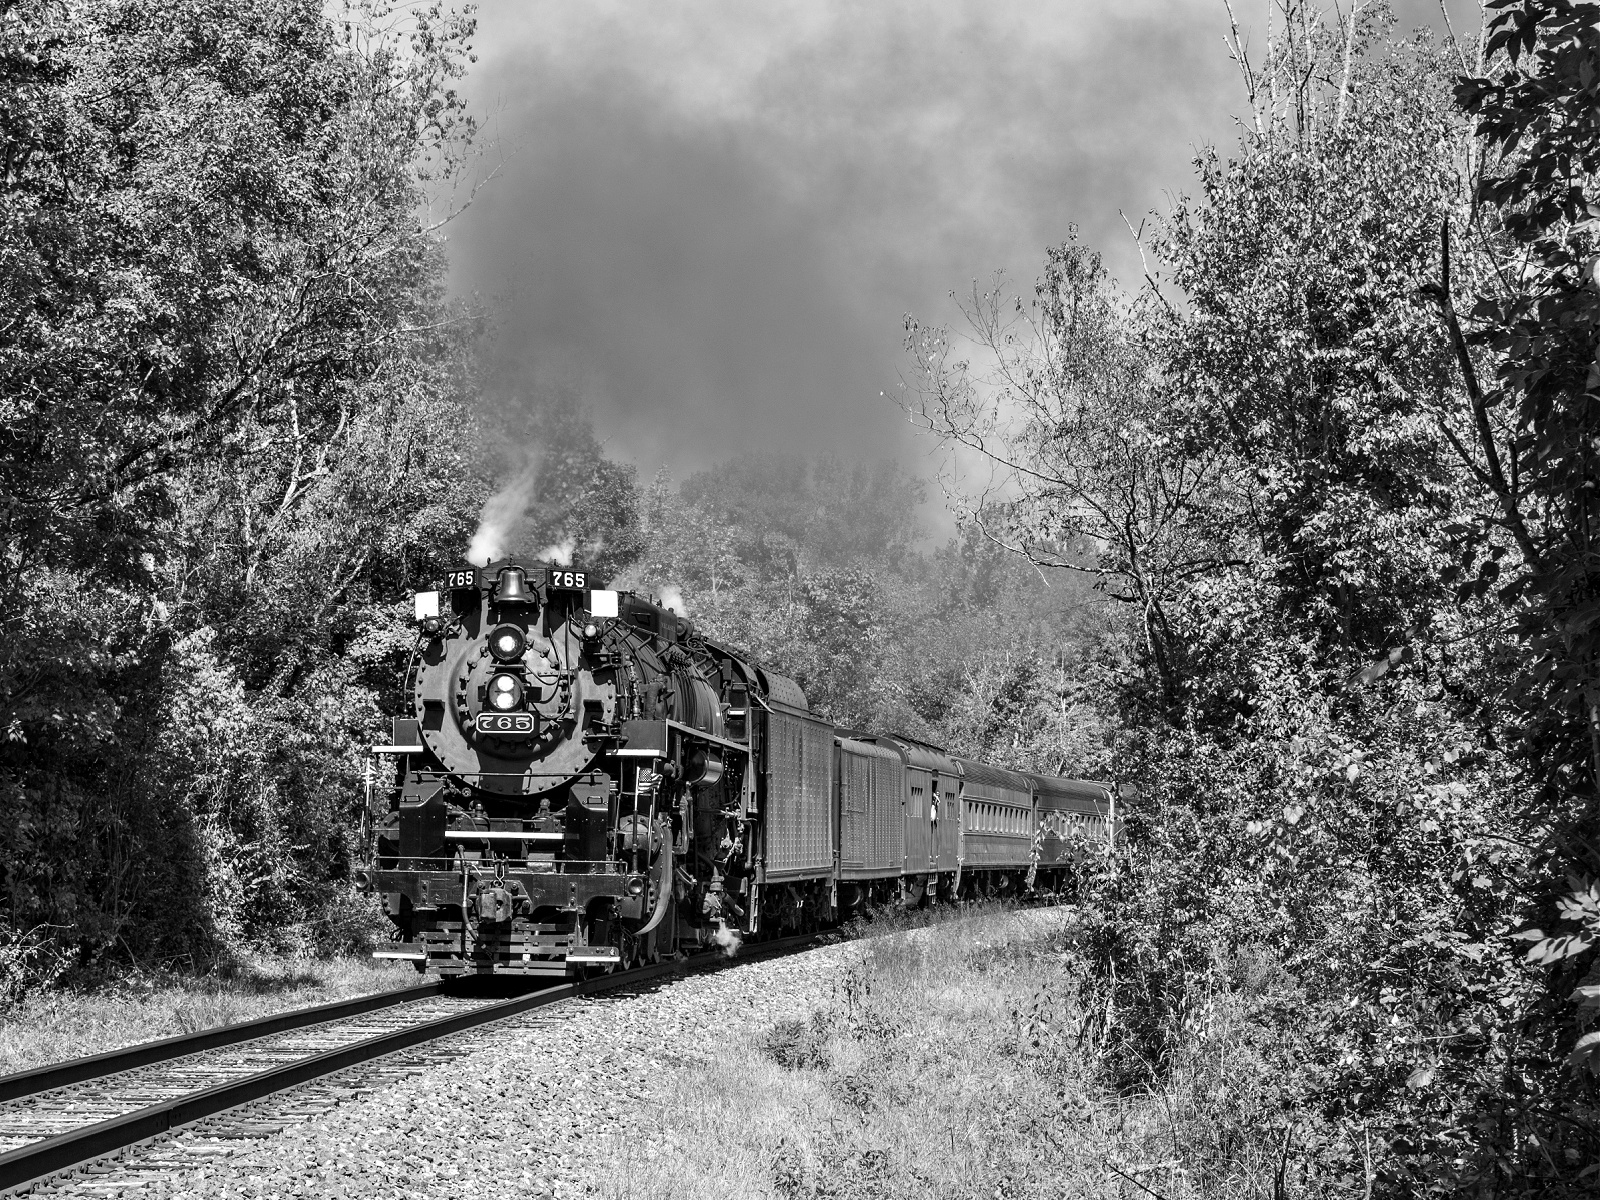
[0,934,822,1196]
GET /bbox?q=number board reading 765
[546,568,589,591]
[442,567,591,592]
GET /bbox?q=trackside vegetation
[903,2,1600,1193]
[4,0,1600,1195]
[0,0,494,971]
[585,908,1352,1200]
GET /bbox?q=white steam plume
[540,537,576,566]
[659,584,687,615]
[467,464,538,565]
[713,920,742,958]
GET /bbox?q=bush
[0,923,70,1011]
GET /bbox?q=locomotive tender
[355,556,1114,976]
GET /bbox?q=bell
[495,566,534,605]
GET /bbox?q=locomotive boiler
[355,555,1116,977]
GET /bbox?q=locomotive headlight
[488,623,526,663]
[488,673,523,711]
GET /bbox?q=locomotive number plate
[545,568,588,591]
[478,712,535,735]
[445,568,477,590]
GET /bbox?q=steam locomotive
[354,556,1114,976]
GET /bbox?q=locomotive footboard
[361,863,655,976]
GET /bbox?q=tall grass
[592,906,1331,1199]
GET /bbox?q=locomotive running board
[613,718,750,757]
[372,946,426,961]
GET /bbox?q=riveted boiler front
[408,569,616,797]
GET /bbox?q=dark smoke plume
[450,0,1477,479]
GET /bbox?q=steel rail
[0,934,822,1195]
[0,982,443,1104]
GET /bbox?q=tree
[614,456,1109,768]
[470,369,645,581]
[0,0,487,968]
[1444,0,1600,1130]
[904,8,1577,1191]
[902,240,1238,714]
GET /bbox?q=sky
[446,0,1484,491]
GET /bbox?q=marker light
[488,673,523,711]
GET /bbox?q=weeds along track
[0,935,822,1196]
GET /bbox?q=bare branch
[1425,218,1543,571]
[1222,0,1266,140]
[1437,0,1472,76]
[1336,0,1367,131]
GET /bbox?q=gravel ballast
[33,941,859,1198]
[30,911,1065,1199]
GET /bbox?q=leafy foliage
[0,0,486,971]
[909,4,1600,1192]
[472,370,646,581]
[903,241,1234,714]
[615,456,1111,772]
[1447,0,1600,1078]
